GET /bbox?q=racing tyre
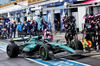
[70,39,83,50]
[6,44,19,58]
[39,45,53,60]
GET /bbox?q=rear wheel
[7,44,19,58]
[39,45,53,60]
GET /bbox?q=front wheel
[39,45,53,60]
[6,44,19,58]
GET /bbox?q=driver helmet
[44,29,48,32]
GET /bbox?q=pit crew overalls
[11,23,17,38]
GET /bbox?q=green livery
[6,36,83,60]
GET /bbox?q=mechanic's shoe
[96,50,100,52]
[91,47,97,51]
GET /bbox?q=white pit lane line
[0,41,91,66]
[25,58,48,66]
[60,58,91,66]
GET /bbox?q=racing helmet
[44,29,48,32]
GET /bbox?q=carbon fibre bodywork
[7,36,82,60]
[22,36,76,53]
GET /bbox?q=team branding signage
[0,0,26,8]
[16,0,22,3]
[28,0,43,4]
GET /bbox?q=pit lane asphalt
[0,39,43,66]
[0,39,100,66]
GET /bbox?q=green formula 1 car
[6,36,83,60]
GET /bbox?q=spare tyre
[70,39,83,50]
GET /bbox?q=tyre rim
[42,51,45,56]
[40,47,48,60]
[41,48,45,57]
